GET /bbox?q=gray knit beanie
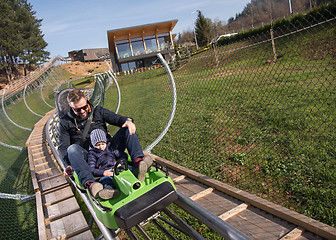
[90,129,107,146]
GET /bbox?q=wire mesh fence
[114,5,335,227]
[0,149,37,239]
[0,59,66,239]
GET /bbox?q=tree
[18,1,49,75]
[176,30,194,45]
[194,10,212,47]
[176,0,334,48]
[0,0,49,82]
[210,18,227,40]
[0,0,17,82]
[228,17,235,24]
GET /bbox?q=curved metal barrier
[144,53,177,153]
[23,84,44,118]
[1,89,32,131]
[0,57,65,150]
[40,82,54,109]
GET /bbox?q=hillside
[0,61,111,90]
[177,0,334,44]
[61,61,110,78]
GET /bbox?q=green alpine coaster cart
[75,159,177,229]
[55,88,178,230]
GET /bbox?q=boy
[88,129,123,200]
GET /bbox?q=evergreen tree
[195,10,211,47]
[0,0,49,82]
[0,0,17,82]
[18,1,48,74]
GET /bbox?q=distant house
[68,48,109,62]
[107,19,178,72]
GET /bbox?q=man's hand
[103,169,114,177]
[64,165,73,177]
[122,119,136,135]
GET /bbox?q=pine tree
[0,0,49,82]
[18,1,49,75]
[195,10,212,47]
[0,0,17,82]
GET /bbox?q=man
[58,89,153,199]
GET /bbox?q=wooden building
[107,19,178,72]
[68,48,109,62]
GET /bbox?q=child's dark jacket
[88,142,121,177]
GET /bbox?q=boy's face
[95,141,107,151]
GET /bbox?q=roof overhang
[107,19,178,44]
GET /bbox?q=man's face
[69,97,89,119]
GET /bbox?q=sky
[28,0,251,58]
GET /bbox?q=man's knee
[111,127,129,144]
[119,127,129,136]
[67,144,81,156]
[67,144,88,165]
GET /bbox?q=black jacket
[58,101,129,166]
[88,142,122,177]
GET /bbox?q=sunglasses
[72,104,88,113]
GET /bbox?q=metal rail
[40,82,54,109]
[104,61,121,113]
[23,84,44,118]
[175,192,250,240]
[151,154,336,240]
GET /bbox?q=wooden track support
[27,111,94,240]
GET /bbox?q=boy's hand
[103,169,114,177]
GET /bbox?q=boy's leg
[99,176,113,188]
[98,176,120,200]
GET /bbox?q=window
[121,63,129,71]
[157,33,171,51]
[129,61,136,70]
[121,61,137,71]
[144,35,158,53]
[116,39,132,59]
[131,37,145,56]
